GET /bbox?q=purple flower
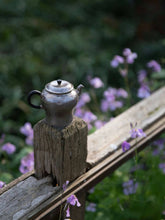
[66,206,70,217]
[123,48,137,64]
[159,163,165,174]
[2,143,16,154]
[67,194,81,207]
[101,87,127,112]
[130,123,143,136]
[109,100,123,111]
[25,135,33,146]
[122,141,131,152]
[20,122,33,136]
[19,152,34,174]
[123,48,132,56]
[126,52,137,64]
[74,108,84,118]
[62,180,69,191]
[80,92,91,103]
[86,203,96,212]
[130,123,146,139]
[152,138,165,156]
[137,84,150,99]
[0,181,5,188]
[116,88,128,98]
[147,60,161,72]
[115,55,124,63]
[153,139,165,149]
[131,128,146,138]
[89,77,104,88]
[110,59,119,68]
[88,123,92,130]
[110,55,124,68]
[66,194,81,217]
[119,69,128,77]
[123,179,138,195]
[77,92,91,108]
[63,181,81,218]
[75,109,97,130]
[82,111,97,124]
[138,70,147,83]
[101,100,109,112]
[20,122,34,145]
[104,89,116,102]
[152,148,160,156]
[94,120,105,129]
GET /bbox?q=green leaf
[151,69,165,79]
[0,172,13,183]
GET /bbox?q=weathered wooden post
[28,79,88,219]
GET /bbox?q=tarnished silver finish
[45,79,74,94]
[28,79,83,129]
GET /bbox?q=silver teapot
[28,79,83,129]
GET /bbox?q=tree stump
[33,116,88,186]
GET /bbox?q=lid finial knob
[57,79,62,86]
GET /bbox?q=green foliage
[0,0,164,219]
[85,140,165,220]
[0,0,164,132]
[0,133,33,181]
[152,70,165,80]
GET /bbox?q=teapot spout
[77,84,84,96]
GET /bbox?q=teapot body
[41,88,78,128]
[28,79,83,129]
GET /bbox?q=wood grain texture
[0,176,59,220]
[34,117,88,186]
[0,87,165,220]
[0,170,34,196]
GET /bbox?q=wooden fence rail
[0,86,165,220]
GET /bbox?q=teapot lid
[45,79,73,94]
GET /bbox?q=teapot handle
[27,90,42,109]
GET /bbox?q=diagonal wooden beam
[87,86,165,166]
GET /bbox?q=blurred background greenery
[0,0,164,133]
[0,0,165,219]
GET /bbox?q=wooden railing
[0,86,165,220]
